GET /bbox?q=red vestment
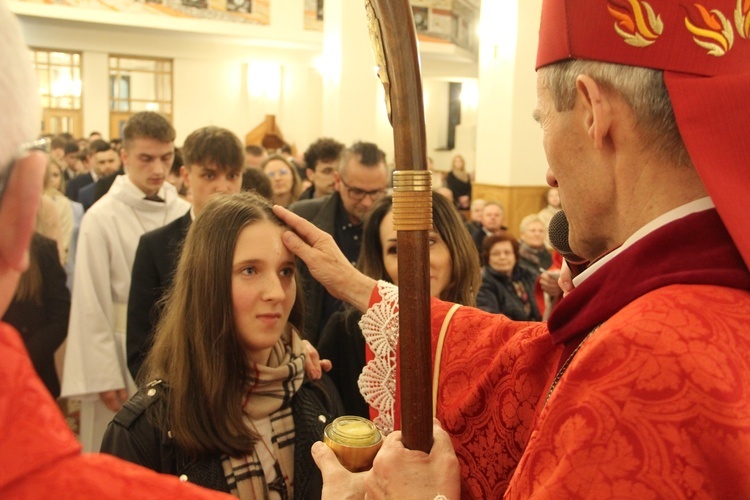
[362,208,750,498]
[0,322,231,499]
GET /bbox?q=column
[474,0,548,186]
[320,0,394,156]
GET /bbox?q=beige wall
[16,0,552,192]
[19,14,321,147]
[474,0,549,189]
[17,6,485,163]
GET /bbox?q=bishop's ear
[575,74,612,150]
[0,152,46,273]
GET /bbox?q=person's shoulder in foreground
[0,323,231,498]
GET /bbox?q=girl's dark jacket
[100,375,344,500]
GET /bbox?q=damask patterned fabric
[430,301,556,498]
[360,208,750,498]
[507,284,750,498]
[363,286,750,499]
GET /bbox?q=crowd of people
[8,112,567,496]
[14,111,527,489]
[2,0,748,498]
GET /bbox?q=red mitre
[536,0,750,269]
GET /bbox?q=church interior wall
[16,0,553,223]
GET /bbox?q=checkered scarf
[221,326,305,500]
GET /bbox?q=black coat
[317,308,369,419]
[77,182,95,211]
[476,265,541,321]
[446,171,472,209]
[65,172,93,202]
[93,170,124,203]
[288,193,342,346]
[100,376,344,500]
[126,211,192,380]
[2,234,70,397]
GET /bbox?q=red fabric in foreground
[0,322,232,499]
[370,209,750,498]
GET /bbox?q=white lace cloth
[357,281,400,435]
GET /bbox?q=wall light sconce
[247,61,282,102]
[459,80,479,109]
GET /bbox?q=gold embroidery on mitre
[685,4,735,56]
[608,0,664,47]
[735,0,750,39]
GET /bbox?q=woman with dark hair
[2,232,70,398]
[242,168,273,200]
[101,192,343,499]
[476,233,542,321]
[317,192,480,417]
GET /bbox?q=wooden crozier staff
[365,0,433,453]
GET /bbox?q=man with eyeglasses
[289,141,388,346]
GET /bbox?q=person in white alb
[61,111,190,452]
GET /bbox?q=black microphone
[548,210,588,266]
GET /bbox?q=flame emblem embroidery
[685,4,735,56]
[608,0,664,47]
[735,0,750,39]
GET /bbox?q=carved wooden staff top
[365,0,433,453]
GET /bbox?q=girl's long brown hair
[141,192,303,458]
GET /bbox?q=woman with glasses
[262,154,302,208]
[101,192,343,499]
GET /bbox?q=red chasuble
[0,322,231,499]
[366,209,750,498]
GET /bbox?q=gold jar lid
[323,416,382,472]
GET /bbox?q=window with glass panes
[30,48,83,137]
[109,55,173,116]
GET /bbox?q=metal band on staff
[393,170,433,232]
